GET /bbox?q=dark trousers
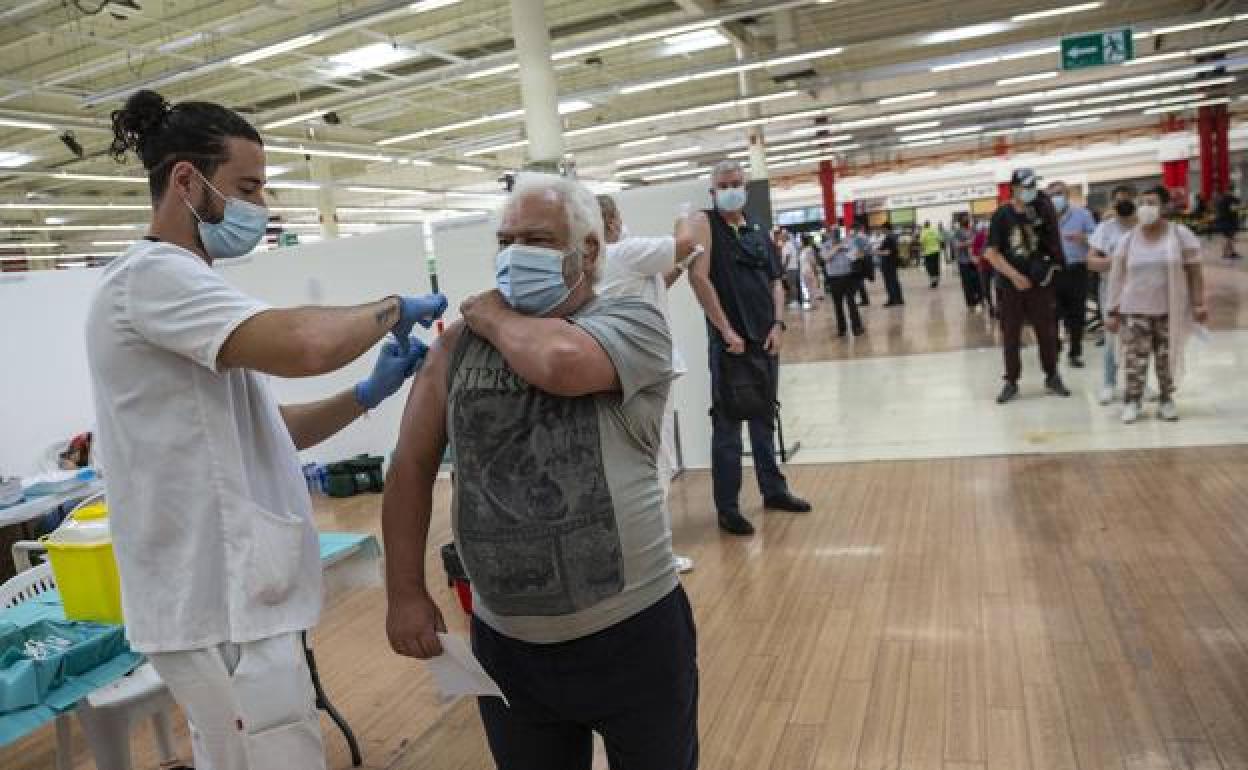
[882,262,904,304]
[709,343,788,514]
[924,253,940,284]
[998,282,1058,383]
[785,269,801,302]
[856,277,869,305]
[957,263,982,307]
[473,587,699,770]
[826,275,864,335]
[1056,263,1088,359]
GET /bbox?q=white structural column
[310,156,340,239]
[509,0,565,169]
[734,44,769,180]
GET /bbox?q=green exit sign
[1062,29,1134,70]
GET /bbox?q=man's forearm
[1185,263,1205,307]
[280,390,367,451]
[984,249,1021,282]
[689,272,734,336]
[382,465,437,602]
[472,309,580,388]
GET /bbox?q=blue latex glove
[392,294,448,352]
[354,337,429,409]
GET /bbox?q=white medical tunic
[598,236,688,375]
[86,240,322,654]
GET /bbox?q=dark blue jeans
[709,343,788,514]
[472,587,699,770]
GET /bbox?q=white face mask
[1137,204,1161,226]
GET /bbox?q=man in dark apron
[686,160,811,536]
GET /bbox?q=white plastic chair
[0,563,181,770]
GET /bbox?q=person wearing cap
[983,169,1071,404]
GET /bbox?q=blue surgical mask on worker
[495,244,584,316]
[1051,194,1067,213]
[1019,187,1038,205]
[715,186,748,212]
[183,169,269,260]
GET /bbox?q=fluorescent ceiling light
[932,56,1001,72]
[325,43,416,77]
[90,241,137,246]
[565,90,797,139]
[266,165,291,177]
[620,135,669,148]
[1001,46,1061,61]
[0,242,58,248]
[443,190,508,199]
[901,131,943,141]
[879,90,938,105]
[944,125,984,135]
[1011,2,1102,23]
[1192,39,1248,55]
[382,100,590,145]
[230,34,323,66]
[267,145,396,163]
[903,139,945,148]
[661,28,730,55]
[463,138,529,157]
[345,185,430,195]
[895,121,940,132]
[619,46,842,94]
[1026,114,1068,123]
[553,20,719,62]
[642,166,711,182]
[263,109,329,130]
[0,117,56,131]
[456,164,486,172]
[559,100,595,115]
[1148,17,1233,36]
[1125,51,1190,66]
[409,0,462,11]
[0,224,142,232]
[617,145,704,166]
[924,23,1012,45]
[0,152,38,168]
[0,203,149,211]
[997,71,1058,86]
[1032,117,1101,131]
[266,180,321,190]
[1143,97,1230,114]
[617,160,692,177]
[53,172,145,183]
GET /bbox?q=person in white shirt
[1088,184,1138,404]
[595,195,697,572]
[1105,186,1207,423]
[87,90,446,770]
[780,229,801,306]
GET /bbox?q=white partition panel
[430,213,496,324]
[0,226,431,476]
[220,225,431,465]
[0,270,102,477]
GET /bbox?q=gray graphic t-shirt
[448,295,677,643]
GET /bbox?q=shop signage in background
[1061,29,1134,71]
[883,184,997,209]
[277,231,300,248]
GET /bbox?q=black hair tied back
[109,89,172,169]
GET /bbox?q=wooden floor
[4,240,1248,770]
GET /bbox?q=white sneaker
[674,555,695,573]
[1146,387,1160,402]
[1122,402,1141,424]
[1098,386,1115,405]
[1158,400,1179,421]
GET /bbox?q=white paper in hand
[426,633,509,707]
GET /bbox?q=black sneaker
[764,493,812,513]
[1046,376,1072,397]
[852,327,866,337]
[1069,356,1084,368]
[718,510,755,536]
[997,382,1019,404]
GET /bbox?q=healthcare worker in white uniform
[85,89,446,770]
[594,194,698,572]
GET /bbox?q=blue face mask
[715,186,748,212]
[1020,187,1038,205]
[495,244,584,316]
[184,171,269,260]
[1051,194,1067,213]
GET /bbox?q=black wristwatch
[773,320,787,331]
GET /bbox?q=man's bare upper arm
[391,322,461,479]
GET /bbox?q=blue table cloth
[0,532,377,746]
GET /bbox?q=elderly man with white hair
[382,172,698,770]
